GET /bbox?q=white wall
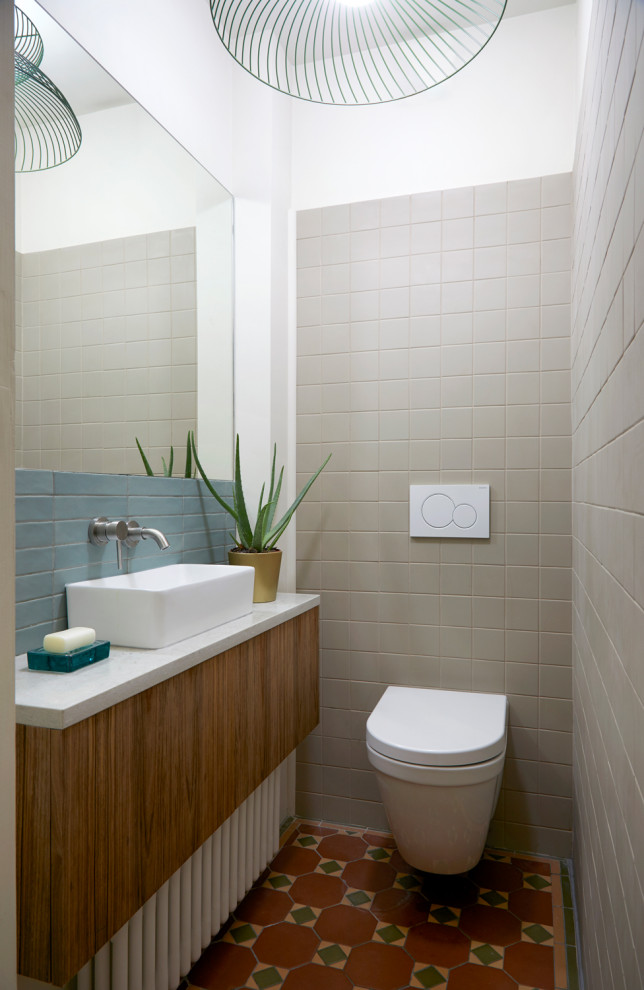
[291,4,578,209]
[576,0,593,106]
[16,103,229,252]
[197,199,234,479]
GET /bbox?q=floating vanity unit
[15,593,320,986]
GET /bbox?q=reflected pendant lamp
[209,0,506,105]
[14,6,82,172]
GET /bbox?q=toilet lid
[366,686,507,767]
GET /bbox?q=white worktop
[16,593,319,730]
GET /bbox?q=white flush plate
[410,485,490,539]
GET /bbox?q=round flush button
[421,493,455,528]
[453,503,477,529]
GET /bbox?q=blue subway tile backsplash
[15,470,53,495]
[14,469,235,655]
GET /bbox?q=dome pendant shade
[210,0,506,105]
[14,7,82,172]
[14,6,44,71]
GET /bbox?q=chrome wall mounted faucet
[127,523,171,550]
[88,517,170,570]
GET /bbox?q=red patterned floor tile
[182,822,571,990]
[389,849,415,873]
[253,921,320,968]
[459,904,522,946]
[511,856,552,877]
[281,962,353,989]
[271,845,321,876]
[447,962,517,989]
[469,860,523,892]
[364,831,397,848]
[406,922,470,966]
[343,858,397,892]
[315,903,378,945]
[504,941,555,989]
[290,872,346,907]
[188,942,255,990]
[318,833,368,862]
[554,941,568,988]
[345,942,414,990]
[508,888,554,925]
[371,888,429,927]
[235,887,292,926]
[299,823,339,837]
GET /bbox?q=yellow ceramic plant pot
[228,548,282,603]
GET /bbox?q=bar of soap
[43,627,96,654]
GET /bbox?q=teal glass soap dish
[27,639,110,673]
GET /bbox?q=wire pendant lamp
[14,6,82,172]
[210,0,506,105]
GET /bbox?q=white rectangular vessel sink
[66,563,255,649]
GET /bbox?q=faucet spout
[140,527,170,550]
[88,517,171,569]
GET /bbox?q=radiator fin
[63,767,281,990]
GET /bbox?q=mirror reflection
[15,0,234,478]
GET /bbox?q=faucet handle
[88,517,128,546]
[124,520,142,548]
[88,516,130,570]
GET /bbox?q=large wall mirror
[15,0,234,478]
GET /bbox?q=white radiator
[66,767,281,990]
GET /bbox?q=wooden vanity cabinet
[16,607,319,986]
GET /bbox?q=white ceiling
[505,0,574,18]
[18,0,576,117]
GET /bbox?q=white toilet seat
[367,741,506,786]
[367,686,507,767]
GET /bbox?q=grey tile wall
[15,227,197,475]
[15,469,233,656]
[296,175,573,858]
[572,0,644,985]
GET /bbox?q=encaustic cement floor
[179,819,579,990]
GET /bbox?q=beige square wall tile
[295,177,573,847]
[472,627,505,661]
[472,596,505,630]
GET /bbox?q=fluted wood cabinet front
[16,608,319,986]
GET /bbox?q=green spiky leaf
[232,435,254,548]
[161,445,175,477]
[191,433,239,525]
[251,483,267,548]
[185,432,193,478]
[136,437,155,477]
[251,501,275,551]
[265,453,331,547]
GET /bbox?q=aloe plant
[190,431,330,551]
[136,434,194,478]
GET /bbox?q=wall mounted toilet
[366,686,508,875]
